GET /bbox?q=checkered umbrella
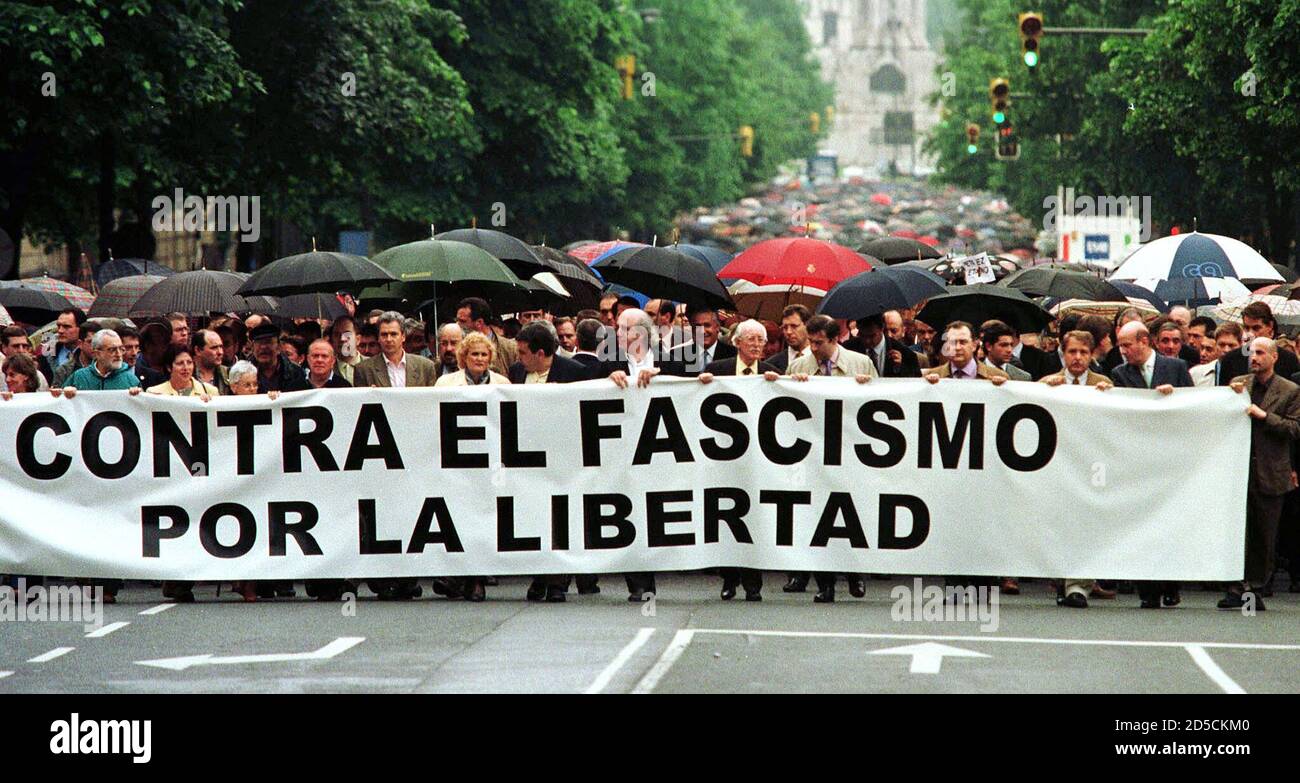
[89,275,168,319]
[17,275,94,312]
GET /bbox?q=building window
[823,12,838,45]
[870,64,907,94]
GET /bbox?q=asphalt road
[2,575,1298,694]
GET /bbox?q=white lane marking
[139,604,175,616]
[869,641,989,674]
[689,628,1300,651]
[28,647,75,663]
[0,672,12,680]
[85,621,129,638]
[1186,645,1246,694]
[136,636,365,671]
[585,628,656,694]
[631,629,695,694]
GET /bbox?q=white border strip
[1186,645,1247,694]
[632,629,695,694]
[689,628,1300,651]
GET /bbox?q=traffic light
[615,55,636,100]
[989,78,1010,124]
[739,125,754,157]
[1019,13,1043,68]
[995,120,1020,160]
[965,123,980,154]
[825,105,834,125]
[810,112,821,134]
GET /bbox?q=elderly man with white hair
[595,308,690,602]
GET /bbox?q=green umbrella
[361,239,527,321]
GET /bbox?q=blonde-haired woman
[433,331,505,601]
[434,331,509,388]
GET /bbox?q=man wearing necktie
[1110,320,1194,609]
[686,307,735,375]
[699,319,783,601]
[844,314,921,378]
[785,316,876,601]
[923,321,1009,385]
[1041,331,1114,607]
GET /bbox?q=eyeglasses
[98,346,126,354]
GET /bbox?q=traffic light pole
[1041,27,1151,36]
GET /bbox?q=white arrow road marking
[869,642,990,674]
[29,647,75,663]
[135,637,365,672]
[0,671,13,680]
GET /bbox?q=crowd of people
[2,292,1294,612]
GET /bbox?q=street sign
[1084,234,1111,261]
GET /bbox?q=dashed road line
[85,621,130,639]
[28,647,75,663]
[139,604,175,616]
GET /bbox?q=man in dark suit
[596,308,689,601]
[1110,320,1194,609]
[697,319,780,601]
[767,304,813,373]
[508,322,589,602]
[684,306,734,375]
[1224,338,1300,611]
[569,318,605,380]
[845,314,922,378]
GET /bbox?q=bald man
[1224,338,1300,611]
[1110,320,1193,609]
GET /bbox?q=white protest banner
[0,378,1248,581]
[960,252,997,285]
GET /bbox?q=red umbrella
[719,238,878,291]
[567,241,646,265]
[870,193,893,206]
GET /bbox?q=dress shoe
[484,576,499,586]
[576,581,600,595]
[1000,577,1020,595]
[275,586,297,598]
[813,589,835,603]
[1162,590,1181,607]
[720,585,737,601]
[465,581,486,602]
[1139,598,1161,609]
[103,593,117,605]
[1090,584,1117,599]
[744,591,762,602]
[431,578,462,599]
[545,588,566,603]
[235,582,257,602]
[627,590,644,603]
[525,581,546,602]
[782,577,808,593]
[1217,593,1245,610]
[847,577,866,598]
[1058,593,1088,609]
[170,589,195,604]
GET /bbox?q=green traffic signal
[993,111,1006,124]
[1024,50,1039,68]
[966,143,978,154]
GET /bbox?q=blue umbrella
[818,266,948,319]
[674,244,735,281]
[1109,281,1169,313]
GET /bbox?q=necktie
[874,348,883,374]
[1141,364,1152,388]
[821,359,833,376]
[742,366,753,376]
[1073,376,1081,385]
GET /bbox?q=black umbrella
[917,284,1053,334]
[248,293,349,321]
[532,245,603,312]
[859,236,944,265]
[818,266,948,319]
[236,250,394,297]
[435,227,594,287]
[1000,267,1127,302]
[594,246,733,310]
[1270,263,1298,284]
[93,258,176,289]
[0,282,74,324]
[129,270,250,316]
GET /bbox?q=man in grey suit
[351,311,438,601]
[1109,320,1193,609]
[1223,338,1300,611]
[980,320,1032,381]
[352,311,440,389]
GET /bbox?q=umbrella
[818,266,948,319]
[529,245,603,288]
[1131,276,1251,306]
[0,304,11,326]
[94,258,175,288]
[1109,281,1169,313]
[719,238,877,290]
[1110,231,1282,284]
[362,239,528,319]
[236,250,394,297]
[0,282,75,324]
[16,276,94,312]
[435,228,587,285]
[917,284,1053,335]
[858,236,943,265]
[674,244,735,278]
[1047,298,1161,321]
[594,246,733,310]
[728,281,827,322]
[1212,294,1300,322]
[531,246,602,312]
[568,240,646,265]
[89,275,168,318]
[1000,267,1127,302]
[248,293,350,321]
[129,270,250,316]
